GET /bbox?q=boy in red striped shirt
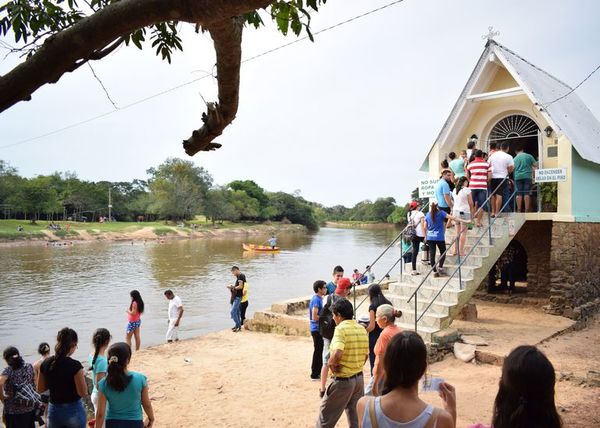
[466,149,492,227]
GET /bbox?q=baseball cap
[335,277,352,294]
[409,201,419,209]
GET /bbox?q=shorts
[126,319,141,333]
[453,210,471,221]
[515,178,532,195]
[471,189,488,212]
[322,338,331,365]
[491,178,506,196]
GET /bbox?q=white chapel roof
[430,41,600,165]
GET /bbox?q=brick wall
[546,222,600,319]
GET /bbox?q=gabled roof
[428,40,600,165]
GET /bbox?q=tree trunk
[0,0,273,154]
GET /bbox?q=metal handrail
[414,186,518,328]
[407,175,511,331]
[353,201,430,312]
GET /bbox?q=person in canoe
[267,235,277,249]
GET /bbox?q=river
[0,227,402,360]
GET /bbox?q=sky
[1,0,599,207]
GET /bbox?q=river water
[0,227,401,360]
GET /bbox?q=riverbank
[0,219,306,246]
[129,316,600,427]
[324,221,398,229]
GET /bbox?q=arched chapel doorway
[487,114,540,159]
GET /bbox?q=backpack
[318,294,340,340]
[405,212,417,240]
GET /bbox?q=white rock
[454,342,476,362]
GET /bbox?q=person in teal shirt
[88,328,111,415]
[513,145,538,212]
[96,342,155,428]
[448,151,466,178]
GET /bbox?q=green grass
[0,219,295,241]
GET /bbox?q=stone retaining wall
[547,222,600,320]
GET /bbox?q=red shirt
[467,157,491,190]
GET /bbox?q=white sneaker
[411,270,420,276]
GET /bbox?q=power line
[542,63,600,109]
[0,0,406,150]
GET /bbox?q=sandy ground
[129,317,600,428]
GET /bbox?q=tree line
[0,158,415,230]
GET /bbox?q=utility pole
[108,187,112,222]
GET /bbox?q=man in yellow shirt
[316,298,368,428]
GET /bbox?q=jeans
[240,300,249,326]
[106,421,144,428]
[230,296,241,328]
[428,240,446,272]
[501,262,515,290]
[411,236,424,270]
[311,331,324,378]
[48,400,86,428]
[4,411,35,428]
[368,330,381,374]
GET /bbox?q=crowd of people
[0,287,187,427]
[402,139,538,280]
[1,258,562,428]
[307,266,563,428]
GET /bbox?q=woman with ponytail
[38,327,88,428]
[96,342,155,428]
[33,342,52,423]
[0,346,37,427]
[468,345,562,428]
[126,290,145,351]
[88,328,111,414]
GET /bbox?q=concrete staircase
[387,213,526,341]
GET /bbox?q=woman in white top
[407,201,426,275]
[357,332,456,428]
[449,176,475,257]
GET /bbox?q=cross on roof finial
[482,26,500,42]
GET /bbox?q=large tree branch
[183,17,243,155]
[0,0,273,154]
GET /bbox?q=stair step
[397,273,472,290]
[389,294,453,316]
[390,282,466,304]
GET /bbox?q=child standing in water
[126,291,145,351]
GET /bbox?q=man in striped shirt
[316,298,368,428]
[466,149,492,227]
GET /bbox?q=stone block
[432,328,459,345]
[455,303,478,321]
[453,342,476,362]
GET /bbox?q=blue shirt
[326,281,336,295]
[98,371,147,421]
[309,294,324,332]
[435,179,451,208]
[425,210,448,241]
[88,354,108,394]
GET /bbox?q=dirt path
[129,318,600,427]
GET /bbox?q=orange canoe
[242,243,280,252]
